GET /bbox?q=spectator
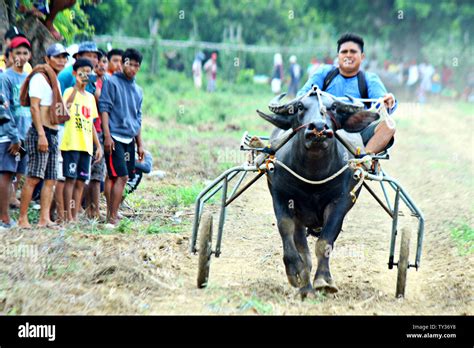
[84,49,108,219]
[288,55,301,98]
[60,59,102,222]
[192,52,205,89]
[406,59,419,100]
[56,41,101,221]
[99,48,145,227]
[204,52,218,93]
[18,43,69,229]
[107,48,123,75]
[418,60,434,103]
[1,37,33,210]
[124,150,153,197]
[271,53,283,94]
[1,27,32,74]
[58,41,101,95]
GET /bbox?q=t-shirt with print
[60,87,98,155]
[28,73,61,106]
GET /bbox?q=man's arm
[366,72,397,113]
[2,77,20,154]
[30,97,48,152]
[101,111,114,154]
[98,79,115,154]
[135,128,144,162]
[92,126,102,164]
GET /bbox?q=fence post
[151,36,158,75]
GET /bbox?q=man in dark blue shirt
[298,33,396,155]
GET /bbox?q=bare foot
[18,218,32,229]
[38,219,58,228]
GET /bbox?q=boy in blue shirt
[0,37,32,229]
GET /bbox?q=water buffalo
[257,88,379,298]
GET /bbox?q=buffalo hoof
[299,285,316,301]
[314,278,339,293]
[287,272,306,288]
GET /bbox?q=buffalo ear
[257,110,294,130]
[341,111,380,133]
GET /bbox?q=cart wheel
[197,213,213,288]
[396,227,411,298]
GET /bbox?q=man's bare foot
[38,219,58,228]
[18,218,32,229]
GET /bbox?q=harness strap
[273,158,350,185]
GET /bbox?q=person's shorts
[16,152,28,175]
[25,126,59,180]
[90,132,105,182]
[105,138,135,178]
[0,142,19,173]
[62,150,91,181]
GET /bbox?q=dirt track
[0,102,472,315]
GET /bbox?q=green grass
[144,218,186,234]
[237,294,273,314]
[154,184,209,208]
[450,222,474,256]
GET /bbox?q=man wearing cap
[58,41,101,94]
[1,37,33,216]
[18,43,69,229]
[1,27,33,74]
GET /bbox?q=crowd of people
[0,26,148,230]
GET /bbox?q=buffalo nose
[307,121,326,132]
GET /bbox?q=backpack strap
[323,67,371,108]
[356,70,372,108]
[322,67,340,91]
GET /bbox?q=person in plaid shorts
[18,43,69,229]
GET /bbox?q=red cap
[9,36,31,49]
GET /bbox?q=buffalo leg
[277,216,311,290]
[314,197,353,293]
[294,222,315,299]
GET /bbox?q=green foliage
[54,0,95,44]
[145,219,183,234]
[116,217,134,234]
[236,68,254,85]
[451,223,473,256]
[137,69,271,129]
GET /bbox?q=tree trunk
[0,0,9,42]
[1,0,57,66]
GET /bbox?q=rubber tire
[197,213,213,288]
[396,227,411,298]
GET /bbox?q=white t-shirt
[28,73,61,106]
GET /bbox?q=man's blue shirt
[297,64,397,113]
